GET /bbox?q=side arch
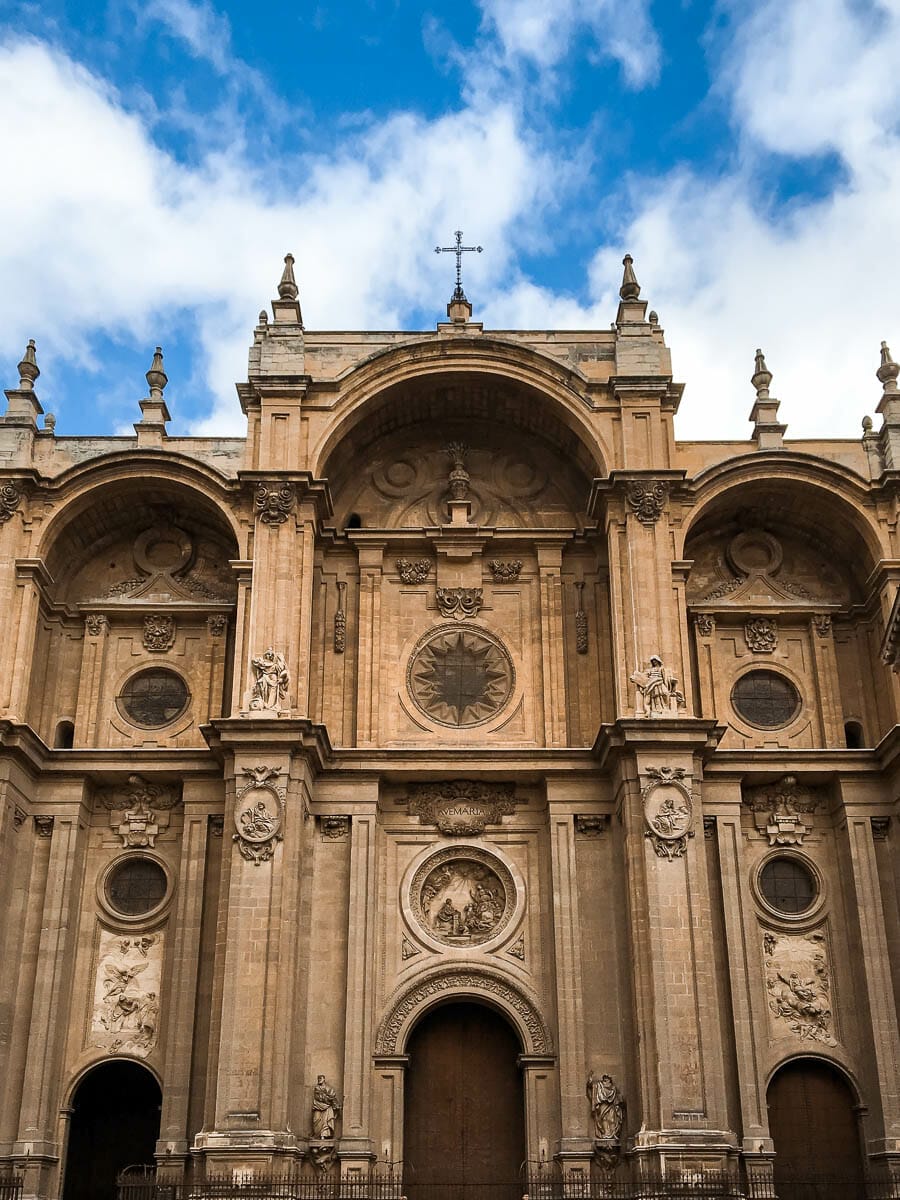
[375,966,553,1056]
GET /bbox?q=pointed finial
[751,349,773,398]
[619,255,641,302]
[44,412,56,433]
[145,346,167,395]
[17,339,39,390]
[877,341,899,392]
[278,253,299,301]
[648,310,658,326]
[258,309,268,326]
[862,414,873,432]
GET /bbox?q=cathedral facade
[0,256,899,1200]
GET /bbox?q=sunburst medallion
[407,626,514,727]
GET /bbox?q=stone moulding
[374,967,552,1055]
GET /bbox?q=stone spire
[876,340,900,468]
[748,349,785,449]
[619,255,641,302]
[615,253,648,324]
[134,346,170,446]
[3,338,43,427]
[272,253,304,326]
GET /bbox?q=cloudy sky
[1,0,898,439]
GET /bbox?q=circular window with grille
[759,856,817,915]
[116,668,190,728]
[407,625,514,728]
[731,670,801,729]
[104,857,169,918]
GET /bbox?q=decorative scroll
[489,559,522,583]
[0,482,21,523]
[254,481,296,525]
[435,586,483,620]
[626,480,668,524]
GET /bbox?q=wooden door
[768,1058,864,1198]
[404,1001,525,1200]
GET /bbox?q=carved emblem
[626,480,668,524]
[91,931,162,1057]
[435,586,483,620]
[310,1074,342,1170]
[694,613,714,637]
[254,481,296,525]
[507,935,525,961]
[33,815,54,837]
[396,558,431,585]
[410,847,515,947]
[0,482,22,523]
[489,559,522,583]
[85,614,108,637]
[813,614,832,638]
[643,766,694,860]
[321,815,350,840]
[207,614,227,637]
[248,647,289,711]
[96,774,181,848]
[401,937,421,960]
[233,766,284,864]
[574,580,588,654]
[871,816,890,841]
[575,814,609,837]
[407,780,515,835]
[142,613,176,652]
[745,616,777,653]
[587,1071,624,1169]
[334,580,347,653]
[408,626,514,727]
[764,930,836,1045]
[630,655,685,718]
[744,775,820,846]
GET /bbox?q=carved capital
[693,612,715,637]
[0,481,22,524]
[254,481,296,525]
[84,613,109,637]
[320,815,350,840]
[626,479,668,524]
[745,616,777,653]
[207,614,227,638]
[812,613,832,638]
[871,816,891,841]
[33,815,54,837]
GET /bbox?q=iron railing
[0,1172,23,1200]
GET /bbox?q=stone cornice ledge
[593,718,725,768]
[202,716,333,772]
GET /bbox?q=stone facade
[1,259,899,1197]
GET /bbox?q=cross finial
[435,230,482,302]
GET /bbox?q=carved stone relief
[207,614,227,638]
[694,613,714,637]
[407,780,516,835]
[334,581,347,653]
[764,929,836,1045]
[642,767,694,860]
[630,656,685,718]
[0,482,21,523]
[507,935,525,961]
[91,931,163,1057]
[626,480,668,524]
[574,581,588,654]
[745,617,777,653]
[96,774,182,849]
[248,648,289,712]
[320,815,350,840]
[401,937,421,960]
[744,775,820,846]
[435,586,483,620]
[85,614,109,637]
[34,815,54,837]
[396,558,431,585]
[587,1071,625,1169]
[407,626,514,727]
[871,816,890,841]
[489,559,522,583]
[575,814,609,837]
[812,614,832,638]
[233,766,284,864]
[254,481,296,525]
[142,613,176,652]
[410,846,516,947]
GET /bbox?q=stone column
[3,561,51,721]
[370,1056,406,1171]
[807,615,843,745]
[73,615,110,744]
[339,800,378,1170]
[353,543,385,747]
[536,543,568,748]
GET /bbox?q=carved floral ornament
[745,616,777,653]
[95,774,182,849]
[0,481,22,523]
[254,481,296,525]
[488,559,522,583]
[436,586,483,620]
[744,775,820,846]
[233,765,284,864]
[143,613,176,652]
[396,558,431,585]
[407,780,516,835]
[625,479,669,525]
[642,766,694,860]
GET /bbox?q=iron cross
[435,230,482,300]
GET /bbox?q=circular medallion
[407,625,514,727]
[410,847,515,947]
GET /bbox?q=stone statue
[249,647,289,711]
[587,1070,624,1141]
[630,655,684,718]
[312,1074,341,1140]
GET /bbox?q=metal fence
[0,1172,23,1200]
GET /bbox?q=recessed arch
[375,966,552,1056]
[766,1055,864,1187]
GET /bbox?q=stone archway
[62,1060,161,1200]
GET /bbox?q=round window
[731,670,800,729]
[407,626,514,728]
[759,857,817,915]
[117,669,189,728]
[105,858,168,916]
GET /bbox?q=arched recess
[375,966,553,1056]
[766,1056,864,1189]
[680,462,892,747]
[62,1058,162,1200]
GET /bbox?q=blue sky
[0,0,898,440]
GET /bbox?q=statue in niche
[249,647,289,710]
[587,1071,624,1141]
[312,1074,342,1141]
[630,655,684,718]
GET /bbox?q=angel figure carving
[249,648,289,710]
[630,655,684,718]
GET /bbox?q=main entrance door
[62,1061,162,1200]
[768,1058,864,1197]
[404,1001,525,1200]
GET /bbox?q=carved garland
[0,482,22,523]
[375,968,551,1055]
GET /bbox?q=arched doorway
[62,1060,161,1200]
[404,1001,525,1200]
[767,1058,863,1194]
